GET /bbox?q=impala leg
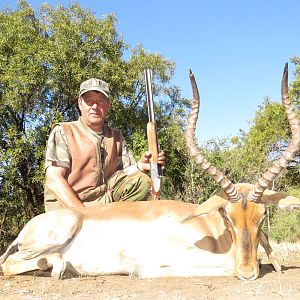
[2,252,66,279]
[2,254,45,276]
[38,253,66,279]
[259,231,281,273]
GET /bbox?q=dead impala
[1,63,300,281]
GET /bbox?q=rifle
[144,69,162,200]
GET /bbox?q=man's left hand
[137,150,166,172]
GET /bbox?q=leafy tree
[291,56,300,106]
[0,0,190,251]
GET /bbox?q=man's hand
[137,150,166,172]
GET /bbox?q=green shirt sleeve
[117,134,136,170]
[45,125,70,170]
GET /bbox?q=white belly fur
[62,217,235,278]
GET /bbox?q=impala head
[185,63,300,280]
[221,195,267,280]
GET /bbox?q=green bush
[268,209,300,243]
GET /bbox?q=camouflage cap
[79,78,110,98]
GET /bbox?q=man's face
[78,90,111,131]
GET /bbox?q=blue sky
[1,0,299,143]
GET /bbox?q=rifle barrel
[144,69,156,122]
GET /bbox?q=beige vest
[48,119,122,202]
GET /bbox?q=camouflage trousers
[44,170,151,212]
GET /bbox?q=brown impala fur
[1,64,300,281]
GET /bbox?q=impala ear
[181,195,227,223]
[261,189,300,210]
[277,195,300,210]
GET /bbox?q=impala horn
[249,63,300,202]
[185,70,240,202]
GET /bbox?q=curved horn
[250,63,300,202]
[185,70,240,202]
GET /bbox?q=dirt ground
[0,243,299,300]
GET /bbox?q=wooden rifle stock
[144,69,162,200]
